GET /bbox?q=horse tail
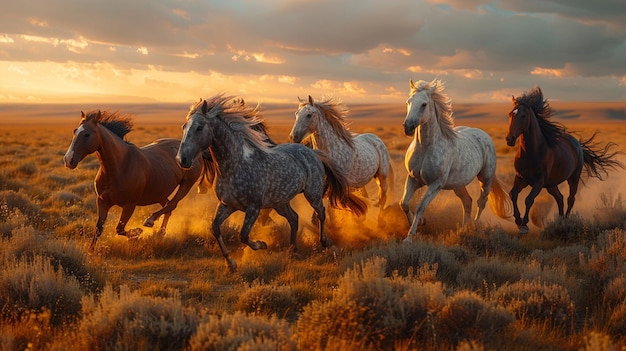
[316,151,368,216]
[488,176,513,219]
[579,133,625,182]
[197,150,216,194]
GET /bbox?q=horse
[401,79,511,242]
[63,110,211,251]
[506,86,624,234]
[289,95,392,218]
[175,95,367,271]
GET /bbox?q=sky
[1,0,625,104]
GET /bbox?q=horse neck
[520,114,547,155]
[415,110,444,148]
[312,115,353,157]
[95,125,133,174]
[206,120,245,174]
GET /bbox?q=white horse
[289,95,393,216]
[400,79,511,242]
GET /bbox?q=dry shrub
[2,225,104,293]
[456,223,527,258]
[297,256,446,350]
[493,279,574,327]
[78,285,197,351]
[341,239,462,285]
[235,280,299,320]
[188,311,296,351]
[541,214,595,243]
[603,274,626,309]
[437,291,514,347]
[0,254,83,326]
[0,190,40,223]
[579,229,626,299]
[607,301,626,341]
[580,332,618,351]
[456,257,522,298]
[593,192,625,231]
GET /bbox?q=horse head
[403,79,435,136]
[64,110,102,169]
[506,97,532,147]
[177,99,217,169]
[289,95,319,143]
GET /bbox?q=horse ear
[202,100,208,114]
[96,110,102,122]
[308,95,314,105]
[511,95,516,104]
[80,111,85,118]
[409,79,415,89]
[297,96,304,103]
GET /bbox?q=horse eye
[83,133,90,138]
[307,113,312,118]
[196,125,203,132]
[421,103,427,107]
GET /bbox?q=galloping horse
[506,86,624,234]
[176,95,366,271]
[290,95,392,215]
[64,110,210,250]
[401,79,511,242]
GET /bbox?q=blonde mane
[189,94,273,152]
[302,96,355,148]
[411,79,457,140]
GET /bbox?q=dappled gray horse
[176,95,366,271]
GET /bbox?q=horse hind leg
[565,177,580,217]
[274,204,299,254]
[474,178,492,222]
[304,189,332,248]
[240,206,268,251]
[546,186,565,216]
[453,186,473,225]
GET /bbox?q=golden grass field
[1,101,625,350]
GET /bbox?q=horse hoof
[403,236,413,244]
[227,259,237,272]
[518,225,529,235]
[321,237,333,248]
[143,218,155,227]
[249,240,268,250]
[122,228,143,238]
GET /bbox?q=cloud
[0,0,624,103]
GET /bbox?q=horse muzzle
[403,123,416,136]
[505,134,517,147]
[176,154,193,170]
[63,153,77,169]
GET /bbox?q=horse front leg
[400,175,420,227]
[509,176,527,231]
[240,206,267,250]
[212,203,237,271]
[520,183,544,235]
[405,183,442,243]
[90,197,111,252]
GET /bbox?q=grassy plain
[0,101,625,350]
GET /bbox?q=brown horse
[64,110,211,250]
[506,86,624,234]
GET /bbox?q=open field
[1,101,626,350]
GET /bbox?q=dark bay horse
[176,95,367,271]
[64,110,211,250]
[506,86,624,234]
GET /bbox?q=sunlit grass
[0,119,625,350]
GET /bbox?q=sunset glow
[0,0,624,104]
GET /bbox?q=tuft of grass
[188,311,297,351]
[77,285,198,351]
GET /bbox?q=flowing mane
[84,110,133,139]
[410,79,456,140]
[302,96,354,148]
[514,86,566,146]
[189,95,273,152]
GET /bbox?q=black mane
[515,86,567,146]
